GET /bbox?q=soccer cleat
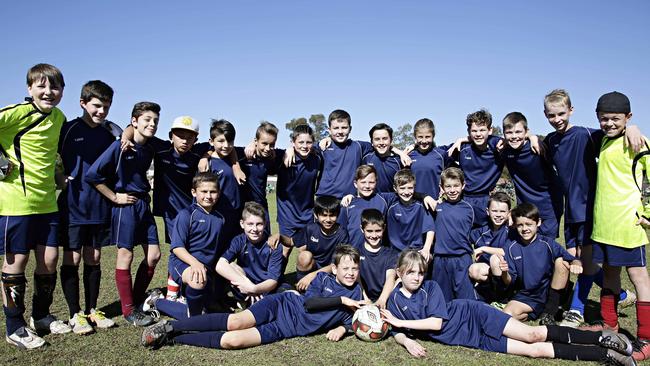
[599,330,633,356]
[141,289,163,313]
[5,326,46,349]
[579,321,619,333]
[69,312,94,335]
[619,290,637,310]
[89,309,115,329]
[124,309,156,327]
[30,314,72,334]
[141,320,173,349]
[605,349,638,366]
[538,312,556,326]
[632,339,650,361]
[559,310,584,328]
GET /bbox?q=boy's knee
[187,281,206,291]
[220,333,243,349]
[297,251,314,270]
[468,263,488,281]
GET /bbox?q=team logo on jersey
[349,205,356,209]
[215,169,223,176]
[411,159,417,163]
[513,255,522,260]
[507,154,515,158]
[395,213,402,217]
[464,155,472,160]
[125,155,135,160]
[310,236,319,243]
[198,219,206,223]
[367,162,374,166]
[74,137,84,142]
[401,305,408,311]
[324,287,333,293]
[360,256,366,261]
[162,159,171,164]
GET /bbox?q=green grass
[0,192,641,365]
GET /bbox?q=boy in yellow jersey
[586,91,650,361]
[0,64,72,349]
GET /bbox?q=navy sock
[83,264,101,312]
[185,287,205,316]
[543,288,563,315]
[170,312,230,332]
[60,264,81,317]
[156,299,189,320]
[173,331,223,348]
[32,273,57,320]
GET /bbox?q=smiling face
[255,132,277,158]
[292,132,314,158]
[362,222,383,247]
[170,129,198,155]
[398,263,425,293]
[28,77,63,113]
[414,127,434,153]
[371,129,392,156]
[544,102,573,134]
[192,181,219,211]
[210,133,234,158]
[80,97,111,127]
[240,214,266,244]
[440,178,464,203]
[332,255,360,287]
[468,123,490,148]
[315,210,338,232]
[487,200,509,228]
[395,181,415,202]
[514,216,540,243]
[598,112,631,138]
[354,173,377,198]
[504,121,527,150]
[329,118,351,144]
[131,111,159,140]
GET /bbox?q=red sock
[115,269,134,317]
[166,274,180,299]
[637,301,650,340]
[600,292,619,329]
[132,261,156,305]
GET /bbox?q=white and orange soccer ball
[351,305,390,342]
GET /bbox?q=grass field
[0,192,642,365]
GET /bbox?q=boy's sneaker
[141,320,173,349]
[6,326,46,349]
[538,312,556,326]
[632,339,650,361]
[124,309,156,327]
[141,289,163,313]
[69,312,94,335]
[606,349,638,366]
[29,314,72,334]
[619,290,637,310]
[89,309,115,329]
[559,310,584,328]
[599,330,633,356]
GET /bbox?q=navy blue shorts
[64,224,111,251]
[475,303,510,353]
[464,194,490,228]
[592,242,646,267]
[168,255,220,295]
[249,292,299,344]
[112,200,159,249]
[0,213,59,254]
[539,215,559,239]
[564,222,592,249]
[432,254,477,301]
[511,288,546,320]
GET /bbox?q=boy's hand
[232,278,257,295]
[283,147,296,167]
[198,154,210,172]
[624,125,644,152]
[120,138,135,152]
[418,248,431,262]
[188,262,207,286]
[473,247,486,261]
[447,137,468,157]
[528,134,546,156]
[637,216,650,229]
[402,144,415,155]
[319,136,332,151]
[267,233,280,250]
[296,272,316,292]
[341,297,370,311]
[569,260,583,275]
[374,297,388,309]
[495,138,505,152]
[244,141,257,159]
[232,163,246,185]
[423,196,438,212]
[404,338,427,358]
[340,194,355,207]
[246,294,264,304]
[380,308,402,328]
[326,326,346,342]
[113,193,138,205]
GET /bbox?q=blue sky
[1,1,648,147]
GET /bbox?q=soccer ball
[0,150,10,180]
[351,305,390,342]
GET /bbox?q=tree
[393,123,415,149]
[491,125,503,137]
[285,114,328,141]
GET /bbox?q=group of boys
[1,63,649,361]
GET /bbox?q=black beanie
[596,91,631,114]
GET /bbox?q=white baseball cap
[171,116,200,134]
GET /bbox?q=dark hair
[396,249,428,274]
[466,109,492,129]
[333,244,360,265]
[393,168,415,187]
[256,121,279,140]
[360,208,385,229]
[314,195,341,216]
[210,119,236,141]
[511,203,540,222]
[241,201,267,223]
[369,123,393,140]
[440,167,464,185]
[290,124,314,141]
[131,102,161,119]
[80,80,114,103]
[192,172,220,190]
[488,191,512,209]
[27,63,64,88]
[503,112,528,131]
[328,109,351,126]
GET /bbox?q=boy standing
[58,80,121,334]
[362,123,402,193]
[1,64,70,348]
[86,102,162,326]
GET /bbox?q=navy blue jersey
[58,118,121,224]
[149,138,211,218]
[209,156,241,213]
[338,193,393,247]
[388,281,509,351]
[361,151,401,193]
[276,150,323,232]
[292,222,349,268]
[236,147,282,207]
[502,141,561,219]
[504,235,576,294]
[386,200,435,251]
[170,203,225,267]
[221,233,284,285]
[408,147,449,199]
[356,243,398,301]
[85,139,154,194]
[453,136,504,195]
[545,126,602,224]
[315,139,373,198]
[433,200,475,256]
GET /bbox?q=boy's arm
[326,325,347,342]
[380,309,442,331]
[86,144,138,205]
[393,332,427,358]
[390,146,412,167]
[375,269,397,309]
[296,261,333,292]
[229,148,246,184]
[172,247,207,285]
[420,231,434,262]
[215,257,255,291]
[474,246,505,258]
